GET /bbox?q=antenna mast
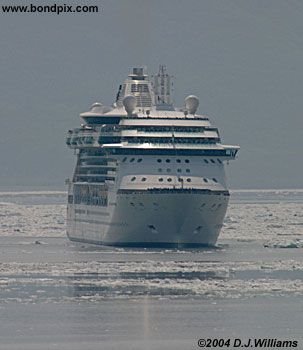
[153,65,173,107]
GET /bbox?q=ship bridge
[116,67,154,109]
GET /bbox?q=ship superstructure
[66,66,239,247]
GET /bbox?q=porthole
[203,178,208,183]
[166,159,171,163]
[142,177,147,182]
[204,159,209,164]
[186,178,191,182]
[137,159,142,163]
[178,178,183,182]
[167,178,172,182]
[131,177,136,181]
[177,168,182,173]
[211,204,216,208]
[210,159,215,164]
[130,158,135,163]
[167,168,171,173]
[157,159,162,163]
[122,157,127,162]
[158,168,162,172]
[212,178,218,183]
[217,159,222,164]
[130,202,135,206]
[185,159,190,163]
[159,178,164,182]
[186,169,190,173]
[176,159,181,163]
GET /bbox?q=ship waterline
[66,66,239,247]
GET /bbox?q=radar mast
[153,65,174,110]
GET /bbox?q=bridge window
[131,84,149,93]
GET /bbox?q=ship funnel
[123,95,136,115]
[185,95,199,115]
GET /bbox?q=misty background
[0,0,302,189]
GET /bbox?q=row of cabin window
[126,137,218,144]
[74,177,114,183]
[72,195,108,206]
[122,157,222,164]
[159,168,191,173]
[130,177,218,183]
[158,158,190,163]
[79,126,215,133]
[129,202,223,209]
[135,126,208,132]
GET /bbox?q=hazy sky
[0,0,302,189]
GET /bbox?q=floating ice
[0,190,303,303]
[264,240,303,249]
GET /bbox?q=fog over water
[0,0,303,189]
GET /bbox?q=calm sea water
[0,190,303,350]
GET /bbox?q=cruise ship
[66,66,239,247]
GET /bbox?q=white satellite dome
[185,95,199,115]
[123,95,136,115]
[90,102,104,113]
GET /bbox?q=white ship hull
[65,66,239,248]
[67,190,229,247]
